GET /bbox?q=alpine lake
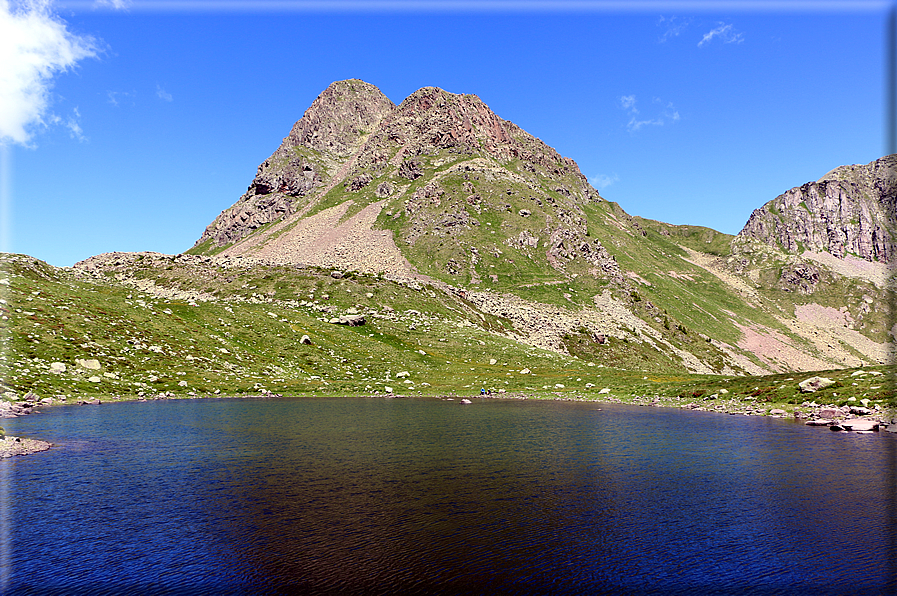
[2,396,895,595]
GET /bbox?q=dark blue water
[2,397,895,595]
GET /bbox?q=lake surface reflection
[3,397,896,594]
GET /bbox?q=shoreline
[3,390,894,458]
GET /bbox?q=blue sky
[1,0,893,267]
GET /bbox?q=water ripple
[2,398,895,594]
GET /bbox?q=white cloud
[620,95,679,133]
[156,84,173,102]
[657,15,690,43]
[0,0,99,146]
[107,89,136,107]
[653,97,680,122]
[589,173,619,190]
[698,22,744,48]
[64,106,85,141]
[619,95,637,112]
[627,116,662,132]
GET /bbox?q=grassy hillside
[2,253,893,417]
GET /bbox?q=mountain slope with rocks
[179,80,896,376]
[0,80,832,381]
[4,252,893,418]
[195,80,397,249]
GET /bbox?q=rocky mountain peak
[284,79,395,158]
[176,86,897,375]
[193,80,601,253]
[193,80,395,249]
[382,86,584,179]
[736,155,897,262]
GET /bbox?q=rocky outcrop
[736,155,897,262]
[0,436,52,458]
[798,376,835,393]
[194,80,396,248]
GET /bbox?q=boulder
[818,407,842,419]
[799,376,835,393]
[769,409,787,416]
[340,314,366,326]
[300,335,312,345]
[841,419,879,432]
[331,314,366,326]
[805,419,833,426]
[849,406,872,415]
[49,362,66,374]
[76,358,101,371]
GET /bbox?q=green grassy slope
[2,253,893,416]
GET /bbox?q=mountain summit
[192,79,604,281]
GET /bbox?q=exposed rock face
[195,80,396,248]
[736,155,897,262]
[777,263,820,294]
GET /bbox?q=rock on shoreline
[0,436,52,458]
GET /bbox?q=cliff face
[736,155,897,262]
